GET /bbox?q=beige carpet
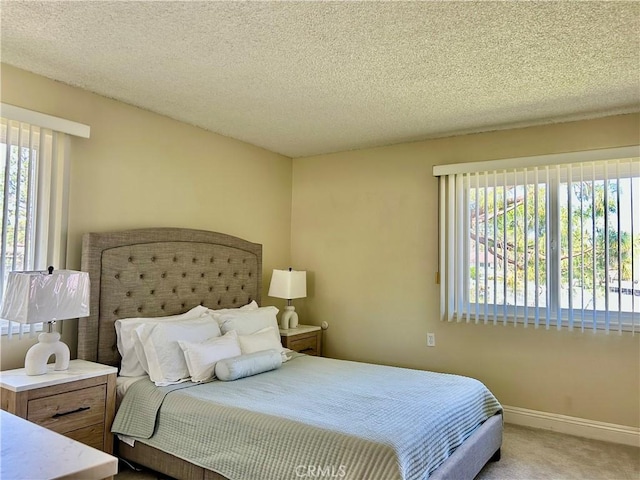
[115,424,640,480]
[476,424,639,480]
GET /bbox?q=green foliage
[469,176,638,309]
[1,144,33,274]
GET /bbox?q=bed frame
[77,227,501,480]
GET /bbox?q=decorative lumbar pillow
[178,330,242,383]
[135,317,221,386]
[214,349,282,381]
[115,305,209,377]
[214,306,280,341]
[237,326,282,355]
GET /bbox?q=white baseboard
[502,405,640,447]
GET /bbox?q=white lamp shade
[0,270,90,324]
[268,269,307,300]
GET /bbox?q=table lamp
[268,268,306,329]
[0,268,90,375]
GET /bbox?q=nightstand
[280,324,322,356]
[1,410,118,479]
[0,359,117,454]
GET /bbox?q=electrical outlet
[427,333,436,347]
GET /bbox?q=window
[435,146,640,333]
[0,104,89,337]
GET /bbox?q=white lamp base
[280,306,299,330]
[24,331,70,376]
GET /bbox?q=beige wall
[2,63,638,429]
[1,64,293,370]
[291,114,640,428]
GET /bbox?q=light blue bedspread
[113,354,501,480]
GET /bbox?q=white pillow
[115,305,208,377]
[215,349,282,381]
[133,312,224,375]
[238,326,283,355]
[207,300,259,320]
[135,317,222,386]
[215,306,280,341]
[178,330,242,383]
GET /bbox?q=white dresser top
[0,410,118,479]
[0,359,117,392]
[279,324,321,336]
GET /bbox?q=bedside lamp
[0,268,90,375]
[268,268,306,330]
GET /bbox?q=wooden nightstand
[280,324,322,356]
[0,359,117,454]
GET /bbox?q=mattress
[113,354,501,480]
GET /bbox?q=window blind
[435,147,640,334]
[0,118,70,338]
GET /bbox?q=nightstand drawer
[65,423,105,450]
[280,325,322,356]
[288,335,320,355]
[27,385,106,434]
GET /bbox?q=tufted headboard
[77,228,262,367]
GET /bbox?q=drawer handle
[52,406,90,418]
[299,348,314,353]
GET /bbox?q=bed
[77,227,502,480]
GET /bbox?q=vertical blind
[435,147,640,334]
[0,117,71,339]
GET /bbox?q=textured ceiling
[1,1,639,158]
